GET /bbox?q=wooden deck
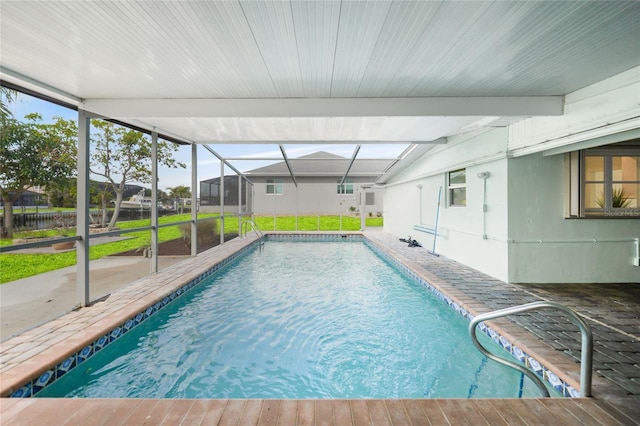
[2,397,639,425]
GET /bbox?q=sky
[8,94,409,194]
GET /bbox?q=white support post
[151,131,159,273]
[219,160,225,244]
[360,187,366,231]
[191,144,198,256]
[76,110,91,307]
[238,174,242,237]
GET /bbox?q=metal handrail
[242,219,264,242]
[469,301,593,397]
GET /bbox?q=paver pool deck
[1,231,639,425]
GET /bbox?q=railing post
[76,109,91,307]
[469,301,593,397]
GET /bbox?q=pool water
[38,241,556,398]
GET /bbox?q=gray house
[200,151,394,217]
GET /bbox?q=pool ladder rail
[469,301,593,398]
[242,219,265,245]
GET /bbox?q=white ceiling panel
[289,0,342,97]
[330,0,393,97]
[1,0,639,146]
[239,1,303,96]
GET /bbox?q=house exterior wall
[250,176,384,217]
[384,67,640,283]
[504,66,640,283]
[507,152,639,283]
[384,129,511,281]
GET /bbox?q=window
[583,151,639,217]
[566,146,639,217]
[365,192,375,206]
[266,179,283,195]
[337,179,353,195]
[448,169,466,206]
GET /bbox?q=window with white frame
[365,192,375,205]
[337,179,353,195]
[566,145,639,217]
[448,168,466,206]
[266,179,283,195]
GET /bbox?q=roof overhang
[2,0,639,172]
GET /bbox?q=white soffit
[542,127,640,157]
[1,0,639,144]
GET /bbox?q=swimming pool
[36,239,559,399]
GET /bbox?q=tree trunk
[2,199,14,238]
[108,192,123,229]
[100,193,108,228]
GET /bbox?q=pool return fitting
[469,300,593,398]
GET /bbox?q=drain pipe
[417,184,423,225]
[431,186,442,255]
[477,172,490,239]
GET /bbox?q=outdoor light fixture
[477,171,490,179]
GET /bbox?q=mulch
[112,233,238,256]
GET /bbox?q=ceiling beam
[195,139,446,145]
[224,156,400,161]
[83,97,564,118]
[1,67,82,106]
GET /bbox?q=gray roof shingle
[247,151,395,177]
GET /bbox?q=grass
[254,215,382,231]
[0,214,207,283]
[0,214,382,283]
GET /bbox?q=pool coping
[0,231,584,398]
[362,234,585,398]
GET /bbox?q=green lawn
[253,215,382,231]
[0,214,382,284]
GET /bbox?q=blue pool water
[38,240,556,398]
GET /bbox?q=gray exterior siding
[200,152,390,217]
[251,176,383,216]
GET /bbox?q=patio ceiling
[1,0,639,146]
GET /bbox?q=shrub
[178,219,218,245]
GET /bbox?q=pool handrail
[469,300,593,398]
[242,219,264,243]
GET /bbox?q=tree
[0,87,18,119]
[89,181,113,227]
[89,120,185,229]
[0,114,77,237]
[167,185,192,213]
[167,185,191,199]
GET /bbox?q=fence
[0,210,102,232]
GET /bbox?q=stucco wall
[384,128,511,281]
[507,153,639,283]
[384,68,640,284]
[505,67,640,283]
